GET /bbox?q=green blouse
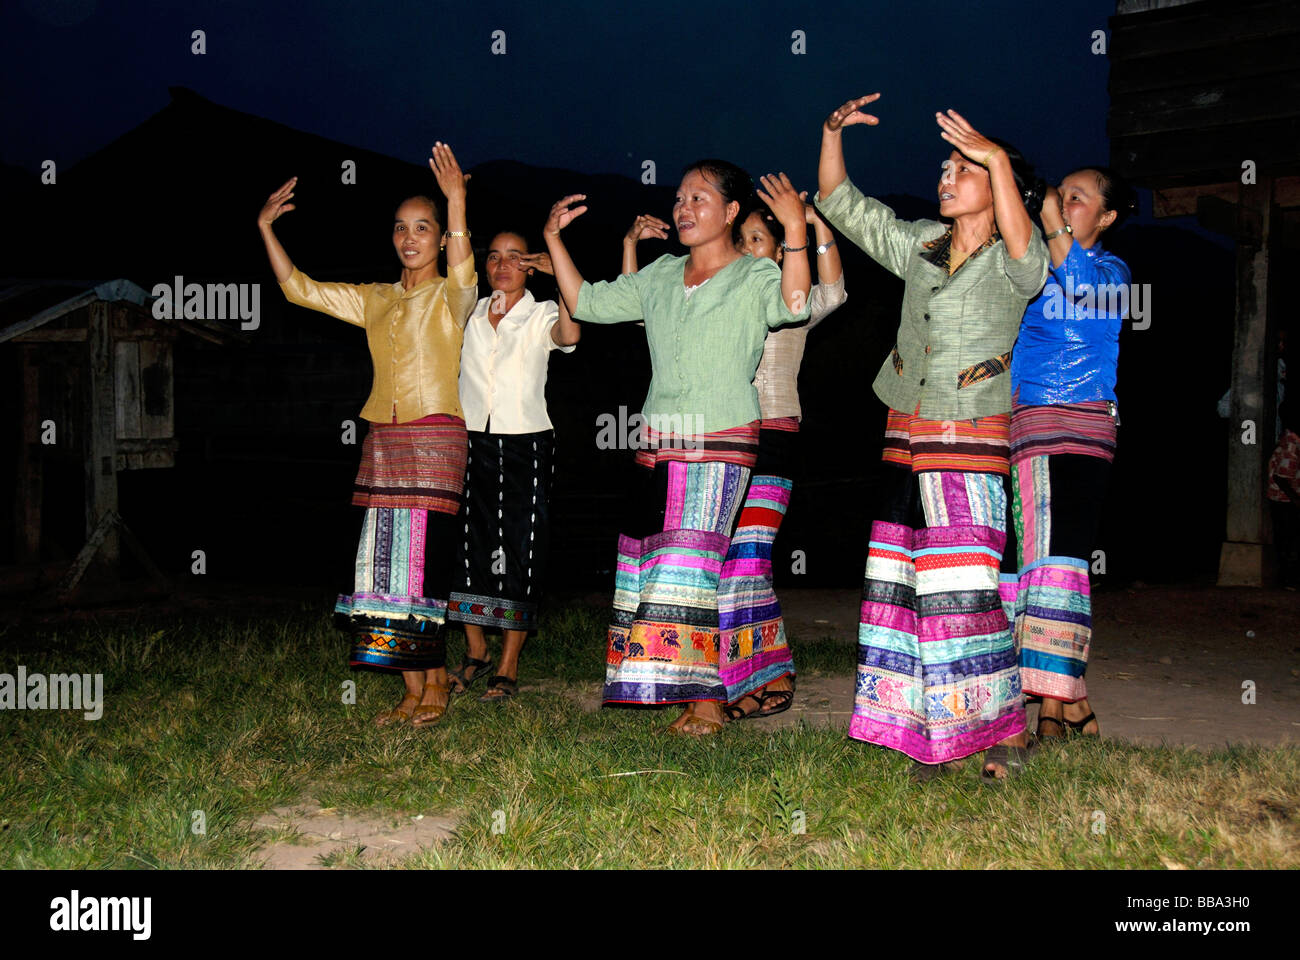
[575,253,811,434]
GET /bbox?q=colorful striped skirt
[633,419,759,470]
[353,414,468,514]
[882,409,1011,475]
[448,430,555,633]
[340,414,466,671]
[1009,426,1112,701]
[604,451,751,705]
[1010,401,1117,463]
[717,421,799,703]
[854,412,1024,763]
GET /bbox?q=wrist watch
[816,238,835,255]
[1043,225,1072,241]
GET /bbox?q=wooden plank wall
[1109,0,1300,187]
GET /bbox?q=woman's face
[936,150,993,219]
[1058,170,1116,245]
[486,232,530,295]
[673,169,739,247]
[738,211,781,263]
[393,199,441,271]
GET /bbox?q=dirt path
[552,585,1300,748]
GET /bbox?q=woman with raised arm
[1009,167,1135,743]
[622,198,847,720]
[257,142,477,729]
[815,95,1049,779]
[546,161,811,736]
[446,232,579,702]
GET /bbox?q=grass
[0,601,1297,869]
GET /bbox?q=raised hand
[544,194,588,237]
[624,214,671,244]
[798,190,824,227]
[258,177,297,228]
[517,252,553,276]
[756,173,808,232]
[935,110,999,166]
[1040,185,1062,222]
[824,94,881,133]
[429,142,470,201]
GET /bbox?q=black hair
[1068,165,1138,231]
[988,137,1046,217]
[681,158,753,244]
[486,228,532,252]
[737,204,785,251]
[396,194,445,230]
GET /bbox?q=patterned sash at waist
[1010,401,1116,463]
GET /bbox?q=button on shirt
[816,176,1048,420]
[459,290,575,433]
[575,253,811,434]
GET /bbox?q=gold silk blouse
[280,257,479,423]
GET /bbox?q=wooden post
[1218,178,1275,586]
[16,345,42,561]
[84,301,119,567]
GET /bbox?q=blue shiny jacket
[1011,240,1131,405]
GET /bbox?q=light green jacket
[816,176,1048,420]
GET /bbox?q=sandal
[411,681,451,727]
[668,714,723,737]
[374,692,420,727]
[758,686,795,718]
[478,675,517,703]
[981,744,1029,781]
[1035,715,1066,743]
[723,693,763,723]
[449,656,493,696]
[1062,711,1100,738]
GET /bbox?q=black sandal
[449,656,492,696]
[1062,711,1099,737]
[757,687,795,717]
[478,675,517,702]
[723,694,763,722]
[1035,715,1066,743]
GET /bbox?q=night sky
[5,0,1123,207]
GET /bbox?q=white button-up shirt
[459,291,575,433]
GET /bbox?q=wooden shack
[1,279,232,589]
[1108,0,1300,585]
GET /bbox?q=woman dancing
[447,231,579,701]
[622,199,847,719]
[258,143,477,728]
[1009,166,1135,741]
[546,161,811,735]
[815,95,1048,778]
